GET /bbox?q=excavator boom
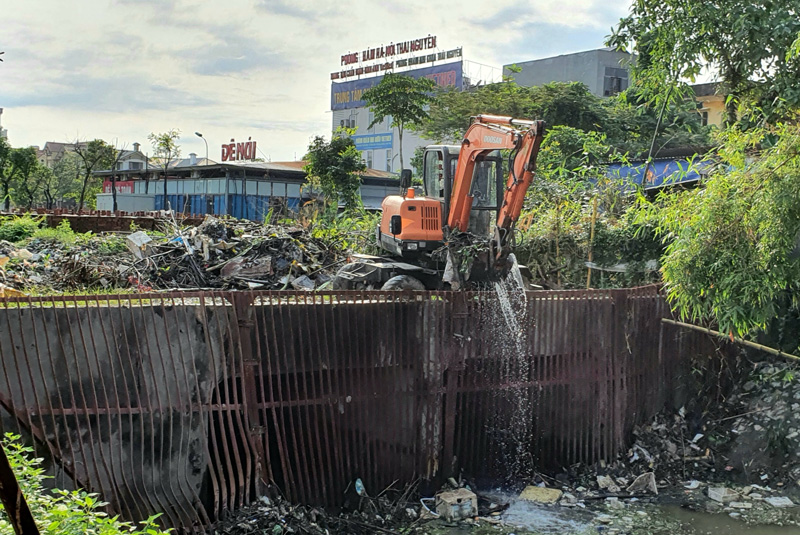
[447,115,545,250]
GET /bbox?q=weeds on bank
[0,433,169,535]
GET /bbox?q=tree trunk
[163,168,169,211]
[398,125,404,171]
[78,172,89,212]
[2,182,9,211]
[111,173,118,213]
[725,98,737,126]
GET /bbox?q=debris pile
[216,479,523,535]
[0,217,345,292]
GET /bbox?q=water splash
[486,253,538,481]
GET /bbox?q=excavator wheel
[332,263,374,290]
[380,275,426,291]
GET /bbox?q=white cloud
[0,0,631,160]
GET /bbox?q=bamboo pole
[555,203,561,287]
[661,318,800,362]
[586,196,598,288]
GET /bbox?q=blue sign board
[331,61,463,111]
[351,133,393,151]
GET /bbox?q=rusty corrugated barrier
[0,286,725,531]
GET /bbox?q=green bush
[31,220,81,245]
[0,434,169,535]
[309,210,381,255]
[0,216,42,243]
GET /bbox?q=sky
[0,0,632,162]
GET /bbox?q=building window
[386,150,391,172]
[368,111,374,133]
[701,111,709,127]
[366,151,373,169]
[129,161,143,170]
[603,67,628,96]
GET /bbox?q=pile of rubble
[215,481,519,535]
[0,217,346,293]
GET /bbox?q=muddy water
[657,505,800,535]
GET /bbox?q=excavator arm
[447,114,545,256]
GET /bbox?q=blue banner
[331,61,463,111]
[351,132,393,150]
[606,159,711,189]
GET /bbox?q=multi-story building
[36,141,89,168]
[330,35,501,174]
[692,83,726,128]
[504,48,633,97]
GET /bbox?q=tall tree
[148,129,181,210]
[0,137,12,210]
[362,73,436,171]
[5,147,38,211]
[73,139,114,211]
[47,152,82,209]
[608,0,800,125]
[105,140,128,213]
[419,80,710,158]
[14,163,51,209]
[304,129,366,215]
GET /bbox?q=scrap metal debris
[0,216,345,292]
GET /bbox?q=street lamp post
[195,132,209,214]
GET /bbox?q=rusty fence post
[229,292,269,496]
[0,441,39,535]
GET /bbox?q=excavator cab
[422,146,504,235]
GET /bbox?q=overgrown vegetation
[634,121,800,342]
[308,209,381,256]
[0,215,42,242]
[0,434,168,535]
[0,215,84,245]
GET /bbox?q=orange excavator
[333,114,545,290]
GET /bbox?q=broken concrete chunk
[519,486,563,504]
[435,488,477,521]
[765,496,794,508]
[10,248,33,261]
[627,472,658,495]
[597,475,621,493]
[126,231,152,260]
[291,275,315,291]
[729,502,753,509]
[708,487,739,503]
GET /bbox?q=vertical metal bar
[81,300,125,514]
[260,293,294,500]
[250,294,274,492]
[264,293,297,501]
[230,292,267,497]
[172,293,213,526]
[299,291,329,504]
[88,295,136,518]
[200,293,231,520]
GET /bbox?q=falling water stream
[487,253,538,480]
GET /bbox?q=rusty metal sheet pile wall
[0,287,721,531]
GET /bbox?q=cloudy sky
[1,0,632,162]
